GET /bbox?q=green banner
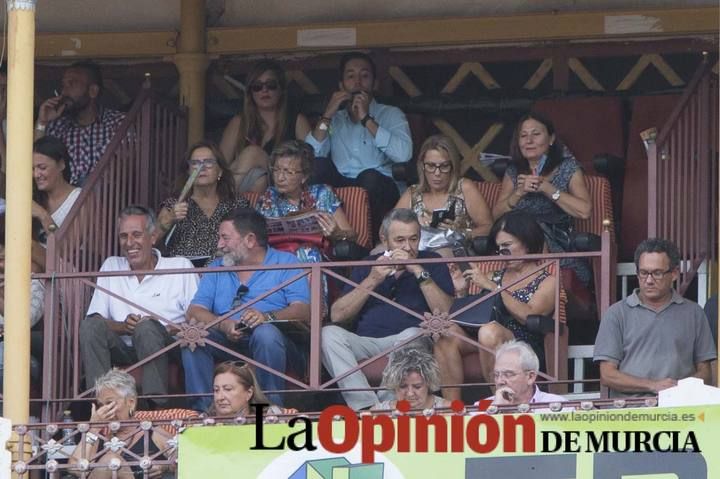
[179,405,719,478]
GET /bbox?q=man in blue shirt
[306,52,413,241]
[322,209,454,410]
[181,208,310,410]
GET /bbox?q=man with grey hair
[322,208,454,410]
[594,238,716,397]
[490,339,566,405]
[80,205,199,407]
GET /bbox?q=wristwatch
[318,116,331,131]
[416,270,431,285]
[360,114,374,127]
[551,189,561,201]
[265,312,278,322]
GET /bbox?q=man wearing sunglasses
[306,52,412,241]
[181,208,310,411]
[594,238,716,397]
[35,60,125,186]
[80,205,199,408]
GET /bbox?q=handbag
[449,289,503,327]
[268,233,330,256]
[419,226,466,251]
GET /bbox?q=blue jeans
[181,324,305,411]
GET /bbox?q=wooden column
[175,0,209,144]
[4,0,36,473]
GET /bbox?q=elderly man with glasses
[594,238,716,397]
[181,207,310,411]
[488,340,566,406]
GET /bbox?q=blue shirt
[191,247,310,320]
[343,251,454,338]
[305,100,412,179]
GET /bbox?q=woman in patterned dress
[434,212,557,401]
[254,140,355,264]
[395,134,493,238]
[493,112,592,284]
[157,141,249,264]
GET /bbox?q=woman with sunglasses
[220,60,311,193]
[394,134,492,239]
[157,141,249,264]
[433,212,557,401]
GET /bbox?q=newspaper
[266,211,323,235]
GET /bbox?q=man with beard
[181,207,310,411]
[79,205,198,407]
[306,52,412,241]
[35,61,125,186]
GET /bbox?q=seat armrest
[571,232,601,252]
[469,236,491,256]
[526,314,564,335]
[331,240,370,261]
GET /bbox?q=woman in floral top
[434,212,557,401]
[255,140,355,264]
[157,141,249,265]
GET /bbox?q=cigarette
[54,89,60,97]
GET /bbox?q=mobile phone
[430,208,455,228]
[456,261,472,272]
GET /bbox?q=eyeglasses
[493,369,530,380]
[271,167,304,178]
[250,79,279,93]
[231,284,249,310]
[422,162,453,174]
[637,269,672,281]
[187,158,218,170]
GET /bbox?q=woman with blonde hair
[220,60,311,193]
[395,134,492,238]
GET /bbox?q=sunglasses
[231,284,249,310]
[250,80,279,93]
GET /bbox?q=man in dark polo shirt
[594,238,716,397]
[321,208,453,410]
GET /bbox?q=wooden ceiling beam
[34,7,718,60]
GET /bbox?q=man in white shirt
[489,339,566,406]
[79,205,198,406]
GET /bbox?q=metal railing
[647,56,718,294]
[33,230,614,420]
[11,393,656,478]
[41,78,187,416]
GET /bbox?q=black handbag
[449,289,503,327]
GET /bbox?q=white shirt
[86,249,199,345]
[51,188,81,227]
